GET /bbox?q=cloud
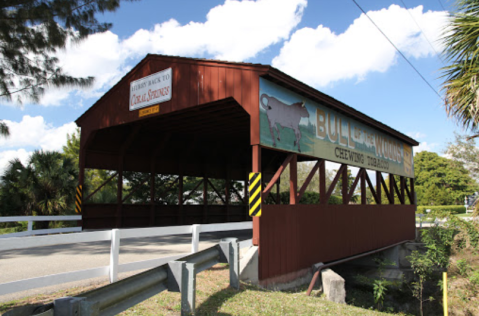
[4,0,306,107]
[272,4,447,87]
[0,116,76,151]
[415,141,438,153]
[0,149,31,177]
[407,132,427,139]
[123,0,306,61]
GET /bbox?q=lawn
[1,264,399,316]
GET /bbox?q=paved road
[0,229,252,303]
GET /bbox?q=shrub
[264,191,342,205]
[417,205,466,215]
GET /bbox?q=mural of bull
[260,93,309,152]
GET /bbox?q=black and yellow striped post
[75,185,82,214]
[249,172,262,217]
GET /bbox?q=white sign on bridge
[129,68,172,111]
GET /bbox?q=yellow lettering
[316,109,326,139]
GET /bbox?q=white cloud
[272,4,447,87]
[0,116,76,151]
[9,0,306,107]
[0,149,31,177]
[415,141,438,153]
[123,0,306,61]
[407,131,427,139]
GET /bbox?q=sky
[0,0,464,175]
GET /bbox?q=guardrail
[0,215,82,238]
[0,221,252,297]
[4,239,241,316]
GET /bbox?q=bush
[264,191,342,205]
[417,205,466,215]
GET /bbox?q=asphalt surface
[0,229,252,303]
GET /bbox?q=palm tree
[0,150,78,228]
[0,121,9,138]
[441,0,479,138]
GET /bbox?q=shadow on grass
[196,277,269,316]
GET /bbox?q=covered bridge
[76,54,418,283]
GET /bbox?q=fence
[0,221,252,297]
[5,239,242,316]
[0,215,82,238]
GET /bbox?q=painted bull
[260,93,309,152]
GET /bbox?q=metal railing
[0,215,82,238]
[5,239,241,316]
[0,221,252,297]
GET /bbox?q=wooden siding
[258,204,415,280]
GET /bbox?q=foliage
[441,0,479,136]
[456,259,472,276]
[414,151,478,205]
[445,133,479,181]
[278,161,334,194]
[469,270,479,286]
[372,279,388,311]
[62,129,118,204]
[264,191,342,205]
[0,150,77,228]
[417,205,466,214]
[0,0,137,103]
[407,250,436,316]
[0,121,9,137]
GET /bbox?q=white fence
[0,215,82,238]
[0,221,253,296]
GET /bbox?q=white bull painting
[260,93,310,152]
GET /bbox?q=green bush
[264,191,342,205]
[417,205,466,215]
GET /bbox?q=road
[0,229,252,303]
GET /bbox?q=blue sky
[0,0,464,174]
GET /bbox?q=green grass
[1,265,400,316]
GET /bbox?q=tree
[0,0,136,103]
[0,121,9,137]
[414,151,478,205]
[441,0,479,137]
[0,150,78,228]
[445,132,479,181]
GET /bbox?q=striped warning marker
[75,185,82,214]
[249,172,262,217]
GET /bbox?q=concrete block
[321,269,346,304]
[239,246,258,283]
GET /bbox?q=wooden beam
[342,166,349,205]
[381,174,393,204]
[405,178,413,204]
[376,171,382,205]
[252,145,261,246]
[122,174,150,203]
[389,174,395,205]
[400,176,406,205]
[207,178,226,204]
[262,153,294,199]
[325,164,346,202]
[344,169,363,204]
[182,179,203,204]
[391,175,405,204]
[410,178,416,204]
[360,168,367,205]
[203,175,208,224]
[290,154,298,205]
[366,171,380,205]
[320,160,326,204]
[179,169,184,225]
[297,160,321,202]
[276,179,280,204]
[84,172,118,202]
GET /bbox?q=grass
[447,248,479,316]
[1,264,401,316]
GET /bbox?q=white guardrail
[0,221,253,297]
[0,215,82,238]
